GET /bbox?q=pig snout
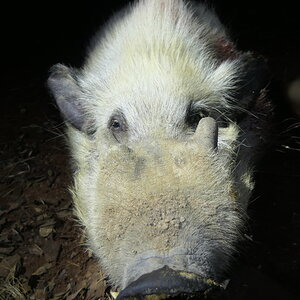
[96,118,239,297]
[117,265,221,299]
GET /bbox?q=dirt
[0,84,108,299]
[1,1,299,300]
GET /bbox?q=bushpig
[47,0,271,298]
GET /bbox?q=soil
[1,1,299,299]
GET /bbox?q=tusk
[193,117,218,151]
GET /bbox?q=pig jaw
[121,246,231,290]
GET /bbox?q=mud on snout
[77,118,244,299]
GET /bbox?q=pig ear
[47,64,87,131]
[234,52,271,109]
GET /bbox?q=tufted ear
[47,64,88,131]
[235,52,271,109]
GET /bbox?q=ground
[1,1,299,299]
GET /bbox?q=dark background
[3,1,300,84]
[2,1,300,299]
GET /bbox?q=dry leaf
[43,239,61,262]
[28,244,44,256]
[0,247,15,255]
[32,263,52,276]
[34,288,46,300]
[66,280,87,300]
[39,226,54,237]
[0,254,21,278]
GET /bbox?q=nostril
[116,265,222,300]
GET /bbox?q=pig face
[47,0,270,298]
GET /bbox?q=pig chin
[121,240,233,290]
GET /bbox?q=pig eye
[108,112,127,141]
[111,119,121,130]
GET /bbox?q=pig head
[47,0,271,298]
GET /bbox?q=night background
[1,1,299,299]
